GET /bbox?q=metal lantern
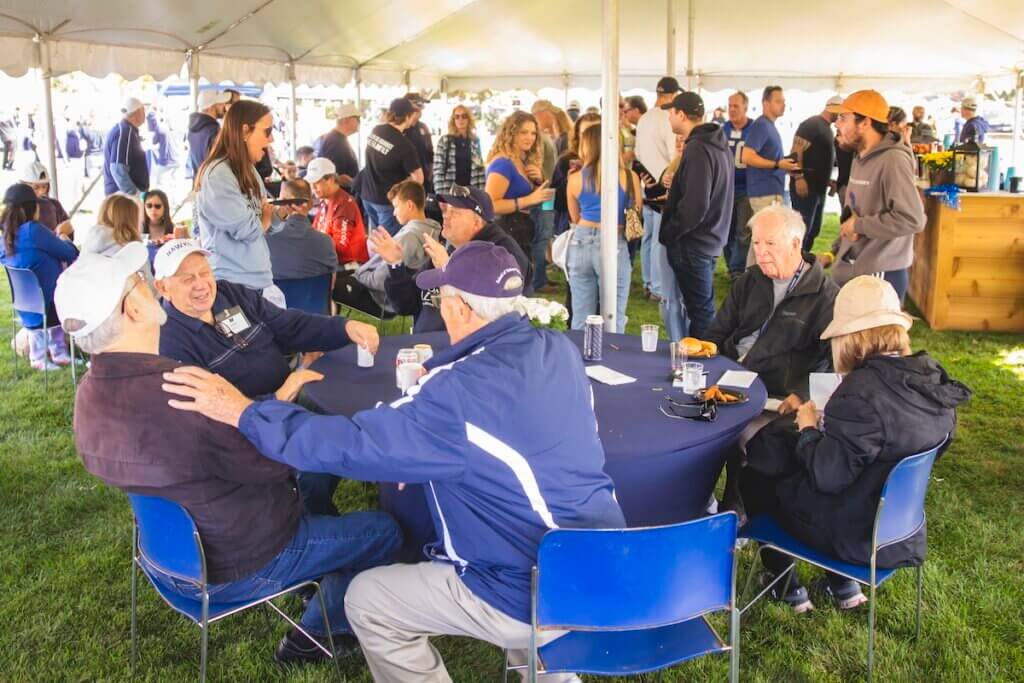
[953,142,992,192]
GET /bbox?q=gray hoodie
[354,217,441,310]
[832,134,925,286]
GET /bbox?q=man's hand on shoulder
[163,366,253,428]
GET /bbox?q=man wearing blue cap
[163,240,624,681]
[380,183,533,333]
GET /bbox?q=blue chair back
[875,438,946,547]
[536,512,737,630]
[128,493,204,583]
[274,274,332,314]
[5,265,47,317]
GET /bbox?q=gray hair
[72,311,124,354]
[440,285,519,322]
[748,204,806,245]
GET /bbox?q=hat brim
[63,242,150,338]
[820,309,913,340]
[304,168,331,184]
[415,268,448,291]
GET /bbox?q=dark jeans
[882,268,909,305]
[792,190,826,252]
[293,390,342,516]
[529,205,555,290]
[362,200,401,236]
[665,242,717,340]
[723,193,753,275]
[147,512,402,635]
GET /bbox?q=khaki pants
[745,194,785,266]
[345,562,580,683]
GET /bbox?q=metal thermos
[583,315,603,361]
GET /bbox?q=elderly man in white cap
[790,95,841,252]
[315,102,361,189]
[957,96,989,144]
[102,96,149,196]
[187,89,232,176]
[18,160,71,233]
[57,242,402,666]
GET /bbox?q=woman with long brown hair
[194,100,285,306]
[83,193,144,257]
[484,111,555,255]
[142,189,174,242]
[432,105,485,190]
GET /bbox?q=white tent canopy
[1,0,1022,90]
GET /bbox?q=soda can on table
[397,362,424,394]
[414,344,433,364]
[583,315,603,362]
[396,348,419,388]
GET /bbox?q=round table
[304,329,766,559]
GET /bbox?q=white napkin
[585,365,637,386]
[716,370,758,388]
[809,372,843,407]
[763,397,783,412]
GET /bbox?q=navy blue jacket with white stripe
[238,313,625,622]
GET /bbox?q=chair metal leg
[315,582,343,683]
[867,581,876,683]
[43,327,49,392]
[200,591,209,683]
[503,650,510,683]
[915,565,923,641]
[740,546,761,605]
[69,336,77,386]
[729,607,740,683]
[130,561,139,670]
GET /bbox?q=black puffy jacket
[747,352,970,567]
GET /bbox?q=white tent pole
[686,0,695,90]
[187,50,200,113]
[33,35,59,201]
[1012,69,1022,176]
[600,0,620,333]
[561,72,570,109]
[666,0,676,77]
[287,62,298,160]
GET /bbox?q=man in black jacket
[659,92,734,339]
[381,185,532,332]
[709,204,838,520]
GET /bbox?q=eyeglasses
[453,113,469,120]
[119,271,148,314]
[659,397,717,422]
[145,203,163,209]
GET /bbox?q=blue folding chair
[514,512,739,682]
[739,437,948,682]
[127,493,343,682]
[274,273,332,315]
[3,264,80,389]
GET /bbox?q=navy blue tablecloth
[304,329,766,559]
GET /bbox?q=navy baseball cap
[436,184,495,222]
[415,241,524,298]
[661,91,705,116]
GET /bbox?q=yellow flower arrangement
[921,151,953,171]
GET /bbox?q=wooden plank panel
[951,223,1024,257]
[951,257,1024,281]
[957,196,1024,220]
[942,297,1024,332]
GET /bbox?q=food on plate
[680,337,717,358]
[704,384,742,403]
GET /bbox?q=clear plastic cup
[641,324,658,352]
[682,362,704,394]
[670,341,687,378]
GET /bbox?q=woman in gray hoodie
[193,101,284,307]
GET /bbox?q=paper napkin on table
[763,397,783,412]
[809,372,843,407]
[585,365,637,385]
[716,370,758,388]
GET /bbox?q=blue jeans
[723,193,753,274]
[652,219,687,342]
[530,205,555,290]
[641,205,661,295]
[793,190,826,252]
[882,268,909,305]
[666,242,718,340]
[147,512,402,636]
[363,200,401,236]
[567,228,631,333]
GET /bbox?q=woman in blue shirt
[565,124,640,333]
[194,101,285,307]
[0,183,78,370]
[484,111,555,256]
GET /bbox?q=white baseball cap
[18,160,49,184]
[153,238,211,280]
[198,89,232,110]
[121,97,145,115]
[55,242,149,339]
[304,157,337,184]
[336,102,360,120]
[826,95,844,107]
[961,96,978,110]
[820,275,913,340]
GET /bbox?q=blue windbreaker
[239,313,625,622]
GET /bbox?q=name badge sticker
[215,306,252,336]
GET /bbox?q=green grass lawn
[2,214,1022,681]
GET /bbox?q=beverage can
[398,362,424,394]
[583,315,603,362]
[396,348,419,388]
[414,344,433,364]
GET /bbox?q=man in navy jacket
[659,91,735,340]
[165,241,624,681]
[103,97,149,195]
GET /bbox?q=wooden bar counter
[909,193,1024,332]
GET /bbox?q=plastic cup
[670,341,687,377]
[682,362,704,394]
[357,344,374,368]
[641,324,658,353]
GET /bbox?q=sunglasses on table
[659,396,718,423]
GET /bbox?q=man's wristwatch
[773,159,779,170]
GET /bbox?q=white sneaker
[31,359,62,372]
